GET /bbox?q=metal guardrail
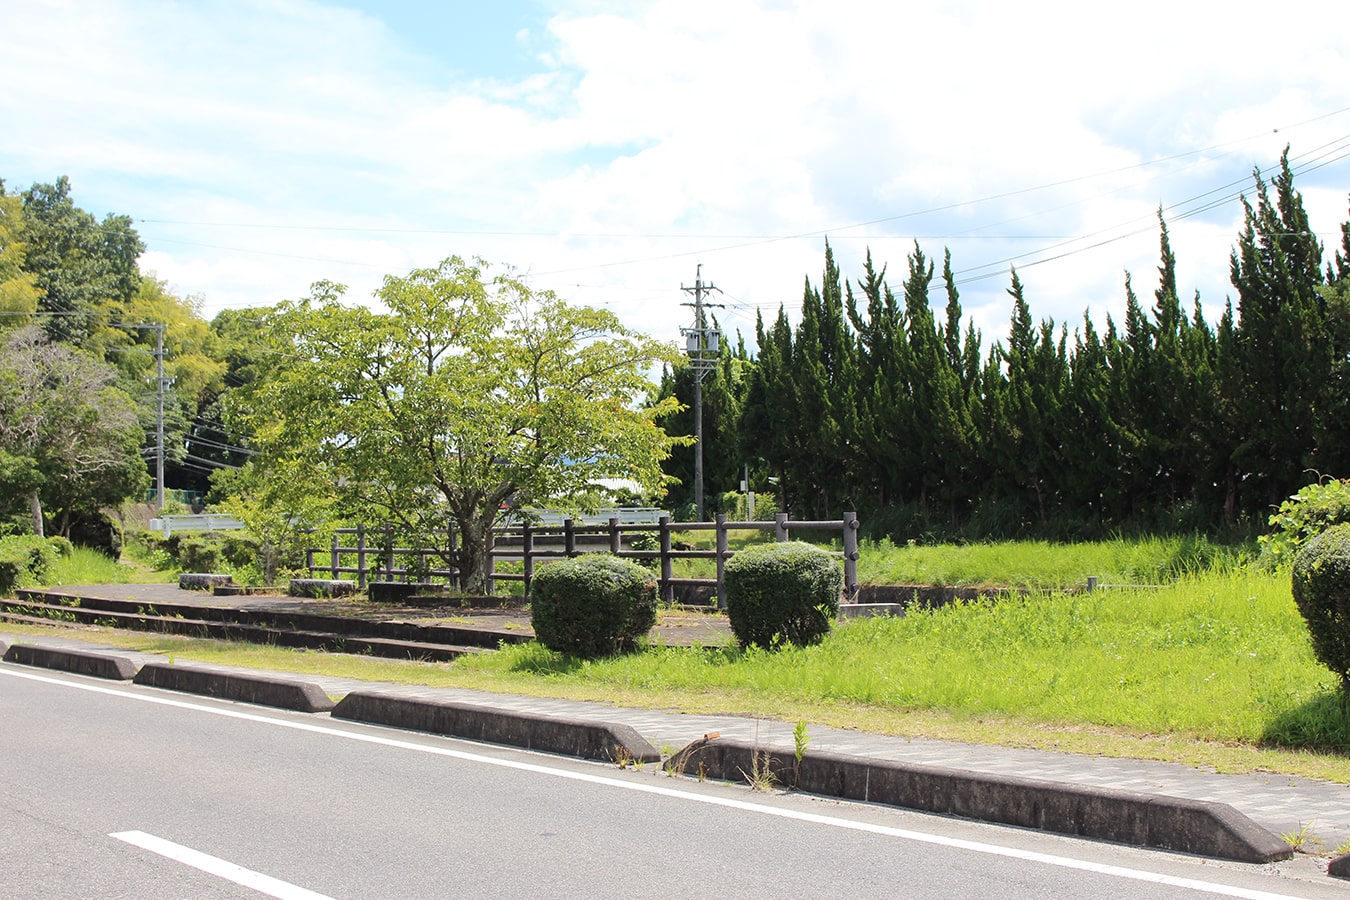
[148,514,245,537]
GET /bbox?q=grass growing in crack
[1281,821,1322,854]
[791,720,810,789]
[740,747,777,792]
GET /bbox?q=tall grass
[857,535,1253,589]
[455,567,1350,753]
[46,545,176,586]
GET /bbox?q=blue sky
[4,0,1349,349]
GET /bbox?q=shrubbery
[1291,524,1350,694]
[0,535,69,596]
[133,531,260,575]
[530,554,657,658]
[723,540,841,649]
[1261,478,1350,568]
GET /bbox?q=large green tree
[231,257,686,593]
[0,181,41,327]
[20,177,144,345]
[0,326,147,536]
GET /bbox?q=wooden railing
[306,513,861,607]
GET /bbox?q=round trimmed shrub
[530,554,657,658]
[1291,524,1350,693]
[724,541,841,650]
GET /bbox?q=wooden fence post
[775,513,789,542]
[485,527,496,595]
[659,514,674,604]
[330,533,340,579]
[609,517,621,554]
[356,523,367,589]
[523,523,535,596]
[384,523,395,581]
[842,511,860,603]
[715,513,729,610]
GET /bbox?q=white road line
[2,665,1311,900]
[109,830,334,900]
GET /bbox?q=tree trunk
[28,490,43,538]
[454,514,493,595]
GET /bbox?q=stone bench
[178,573,235,591]
[288,578,360,599]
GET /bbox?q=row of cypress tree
[656,153,1350,540]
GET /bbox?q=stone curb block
[288,578,360,599]
[679,740,1290,864]
[0,639,7,656]
[1329,853,1350,879]
[332,691,660,765]
[2,644,138,681]
[179,573,234,591]
[133,662,335,713]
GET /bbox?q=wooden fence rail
[305,512,861,607]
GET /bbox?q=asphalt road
[0,665,1340,899]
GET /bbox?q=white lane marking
[109,830,334,900]
[2,665,1308,900]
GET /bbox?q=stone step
[0,599,486,663]
[12,589,528,649]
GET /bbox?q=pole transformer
[680,265,723,521]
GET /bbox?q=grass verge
[5,565,1350,783]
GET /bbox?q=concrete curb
[332,690,661,765]
[179,573,234,591]
[674,739,1290,864]
[133,662,336,713]
[2,643,138,681]
[288,578,360,599]
[0,635,1303,865]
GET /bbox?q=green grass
[857,535,1253,589]
[453,569,1326,744]
[14,535,1350,781]
[44,545,176,587]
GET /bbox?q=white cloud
[2,0,1347,349]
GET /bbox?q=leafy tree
[231,257,685,593]
[210,457,336,584]
[110,276,229,494]
[0,326,147,536]
[0,182,40,328]
[20,177,143,345]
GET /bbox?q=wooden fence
[306,512,861,607]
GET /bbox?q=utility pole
[153,323,168,511]
[681,265,723,521]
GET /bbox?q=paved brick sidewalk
[6,625,1350,855]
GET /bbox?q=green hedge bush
[147,531,260,574]
[1291,524,1350,694]
[530,554,657,658]
[1262,478,1350,568]
[0,535,64,596]
[724,540,841,649]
